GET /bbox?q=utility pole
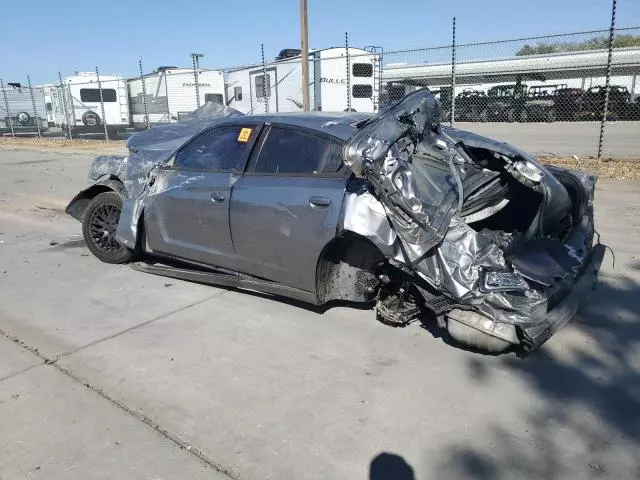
[191,53,204,108]
[300,0,310,111]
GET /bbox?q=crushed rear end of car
[341,89,605,353]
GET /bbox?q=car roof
[223,111,371,141]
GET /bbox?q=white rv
[0,82,48,134]
[52,72,129,134]
[41,84,56,126]
[127,67,226,128]
[226,47,381,114]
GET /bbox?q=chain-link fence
[2,24,639,159]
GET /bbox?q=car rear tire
[82,192,134,264]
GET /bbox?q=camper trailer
[0,82,48,134]
[226,47,380,114]
[127,67,226,128]
[42,84,56,126]
[52,72,129,134]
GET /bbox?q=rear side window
[80,88,116,102]
[175,125,258,171]
[252,127,342,175]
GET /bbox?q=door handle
[309,196,331,208]
[210,192,225,203]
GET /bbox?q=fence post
[26,75,42,138]
[191,53,203,109]
[345,32,352,112]
[597,0,616,161]
[0,78,15,138]
[300,0,310,112]
[138,57,150,130]
[261,44,269,113]
[57,72,73,140]
[95,66,109,141]
[450,17,456,127]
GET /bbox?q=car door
[144,124,261,270]
[230,124,349,292]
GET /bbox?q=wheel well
[315,232,385,304]
[65,177,125,221]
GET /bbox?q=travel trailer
[51,72,129,134]
[127,67,226,128]
[226,47,381,114]
[0,82,48,134]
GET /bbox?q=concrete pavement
[1,148,639,479]
[456,120,640,159]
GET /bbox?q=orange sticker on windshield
[237,128,252,142]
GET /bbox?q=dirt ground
[540,156,640,181]
[0,136,126,155]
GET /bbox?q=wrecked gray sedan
[66,90,604,353]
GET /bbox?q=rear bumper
[519,242,606,352]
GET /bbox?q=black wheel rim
[89,203,124,254]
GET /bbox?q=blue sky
[3,0,639,84]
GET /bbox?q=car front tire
[82,191,134,264]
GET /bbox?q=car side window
[252,127,342,175]
[175,126,258,171]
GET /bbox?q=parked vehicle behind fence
[580,85,630,120]
[454,90,488,122]
[51,72,129,136]
[485,84,528,122]
[127,67,226,128]
[553,87,585,121]
[226,48,381,114]
[0,82,48,134]
[522,84,567,122]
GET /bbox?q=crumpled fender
[65,176,127,221]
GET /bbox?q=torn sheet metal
[343,90,463,262]
[339,179,396,256]
[341,88,598,331]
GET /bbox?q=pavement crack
[0,293,240,480]
[0,362,45,383]
[50,362,240,479]
[55,290,229,360]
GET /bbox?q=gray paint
[230,175,348,292]
[144,170,239,270]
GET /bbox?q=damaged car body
[67,91,605,353]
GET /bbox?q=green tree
[516,34,640,56]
